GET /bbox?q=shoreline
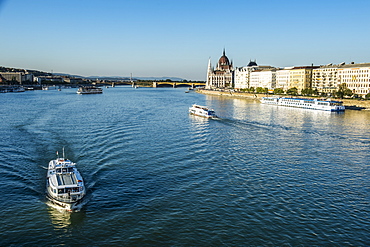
[197,89,370,110]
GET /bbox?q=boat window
[58,189,64,194]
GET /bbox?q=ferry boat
[46,150,86,211]
[261,97,345,112]
[189,104,218,118]
[77,86,103,94]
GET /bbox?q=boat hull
[189,111,217,118]
[46,193,83,211]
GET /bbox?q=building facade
[337,63,370,96]
[275,67,293,91]
[205,51,370,97]
[312,64,341,95]
[289,66,319,93]
[234,60,258,89]
[249,69,276,90]
[206,49,234,89]
[0,72,24,83]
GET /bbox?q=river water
[0,87,369,246]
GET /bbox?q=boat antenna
[62,147,65,159]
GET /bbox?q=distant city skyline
[1,0,369,81]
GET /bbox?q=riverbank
[197,89,370,110]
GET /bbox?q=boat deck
[56,173,77,186]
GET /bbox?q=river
[0,86,369,246]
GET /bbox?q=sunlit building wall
[276,67,293,91]
[249,69,276,90]
[337,63,370,96]
[289,66,318,93]
[312,64,340,94]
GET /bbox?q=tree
[301,88,312,96]
[335,83,353,98]
[256,87,268,94]
[273,88,284,95]
[286,87,298,96]
[344,89,353,97]
[249,87,255,93]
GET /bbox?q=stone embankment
[197,89,370,110]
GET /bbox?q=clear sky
[1,0,369,80]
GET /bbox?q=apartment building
[234,60,258,89]
[312,64,341,94]
[289,66,319,93]
[337,63,370,96]
[249,69,276,90]
[276,67,293,91]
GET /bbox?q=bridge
[152,81,205,88]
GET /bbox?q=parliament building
[206,49,234,89]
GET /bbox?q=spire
[223,48,226,56]
[207,57,213,73]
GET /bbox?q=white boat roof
[192,104,214,111]
[48,158,83,188]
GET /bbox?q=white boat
[77,86,103,94]
[46,150,86,211]
[261,97,345,112]
[189,104,218,118]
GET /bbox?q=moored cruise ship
[261,97,345,112]
[46,151,86,211]
[77,86,103,94]
[189,104,218,118]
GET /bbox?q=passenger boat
[189,104,218,118]
[261,97,345,111]
[46,150,86,211]
[77,86,103,94]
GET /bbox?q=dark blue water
[0,87,369,246]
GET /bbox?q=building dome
[217,49,232,70]
[219,53,230,66]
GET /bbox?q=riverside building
[206,49,234,89]
[275,67,293,91]
[312,63,342,95]
[234,61,276,90]
[249,68,276,90]
[205,51,370,97]
[234,60,258,90]
[289,66,319,94]
[337,63,370,97]
[0,71,34,84]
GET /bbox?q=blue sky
[1,0,369,80]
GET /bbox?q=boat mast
[62,147,65,159]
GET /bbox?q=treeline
[239,84,370,100]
